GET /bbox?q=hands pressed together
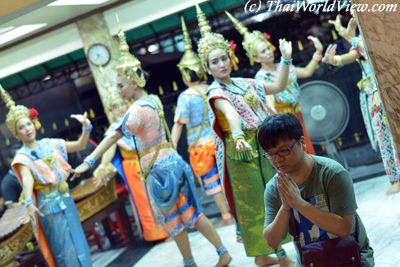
[277,172,304,211]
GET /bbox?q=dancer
[196,5,293,266]
[171,17,232,223]
[324,14,400,195]
[72,23,231,267]
[0,85,92,267]
[226,12,322,155]
[93,81,168,241]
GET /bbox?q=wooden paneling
[354,0,400,157]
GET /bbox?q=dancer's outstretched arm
[72,130,122,178]
[261,39,292,94]
[65,112,92,153]
[296,36,323,79]
[322,44,360,66]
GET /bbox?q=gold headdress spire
[196,5,211,37]
[0,84,31,135]
[177,16,207,82]
[225,11,249,36]
[181,16,193,52]
[0,84,15,110]
[196,5,231,71]
[115,14,146,87]
[225,11,276,65]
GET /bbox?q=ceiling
[0,0,121,48]
[0,0,246,89]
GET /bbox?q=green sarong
[225,130,276,256]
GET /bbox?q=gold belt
[36,181,69,195]
[275,102,301,114]
[139,142,172,158]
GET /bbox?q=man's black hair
[257,113,303,150]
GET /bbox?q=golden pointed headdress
[0,84,40,136]
[196,5,231,71]
[115,15,146,88]
[225,11,276,65]
[177,16,207,82]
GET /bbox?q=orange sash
[189,141,215,177]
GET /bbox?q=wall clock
[87,43,111,66]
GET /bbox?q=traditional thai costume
[0,85,91,267]
[174,17,223,197]
[113,28,203,237]
[225,12,316,154]
[196,7,279,256]
[101,80,167,241]
[108,123,168,241]
[12,139,92,267]
[254,67,316,154]
[353,38,400,184]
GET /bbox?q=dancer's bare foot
[255,255,279,266]
[278,256,295,267]
[215,252,232,267]
[386,182,400,195]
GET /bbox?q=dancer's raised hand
[307,36,323,54]
[279,38,292,60]
[70,112,91,128]
[322,44,337,65]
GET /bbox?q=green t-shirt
[264,155,374,267]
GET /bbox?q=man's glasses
[262,138,301,160]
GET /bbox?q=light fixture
[0,27,14,35]
[148,44,159,53]
[49,0,111,6]
[0,24,47,46]
[42,75,52,81]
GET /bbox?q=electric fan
[299,80,350,167]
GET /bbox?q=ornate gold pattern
[74,179,117,222]
[42,155,56,168]
[0,223,33,266]
[177,17,207,82]
[0,180,116,265]
[196,5,231,71]
[244,90,259,108]
[115,16,146,88]
[0,84,30,136]
[225,11,276,65]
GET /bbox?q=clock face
[87,43,111,66]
